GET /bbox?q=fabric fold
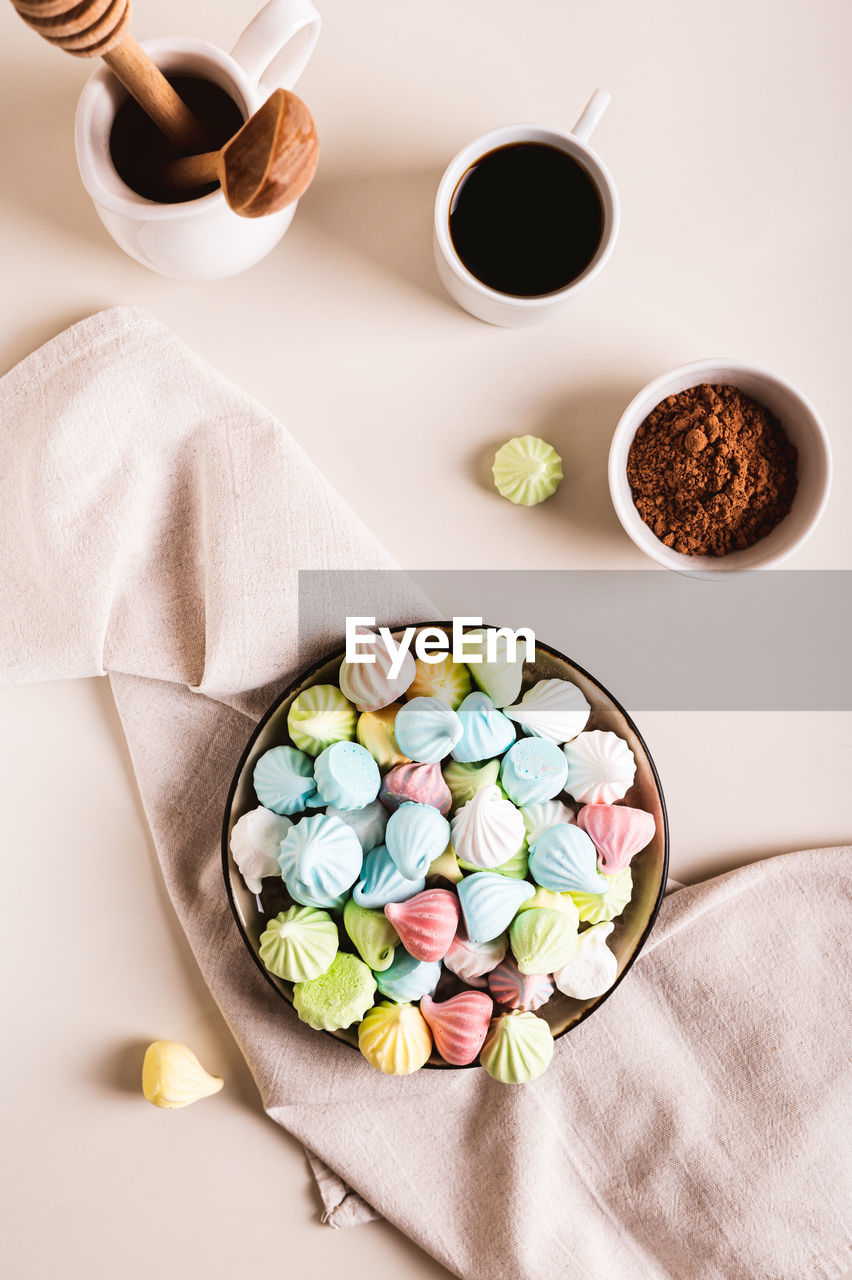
[1,308,849,1280]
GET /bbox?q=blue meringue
[528,823,608,894]
[457,871,535,943]
[278,813,363,908]
[500,737,568,806]
[385,801,451,880]
[393,696,463,764]
[353,845,427,909]
[375,949,442,1003]
[451,692,516,763]
[253,745,318,815]
[325,798,388,853]
[313,741,380,811]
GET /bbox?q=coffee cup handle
[571,89,611,143]
[231,0,321,94]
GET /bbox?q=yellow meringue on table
[141,1041,223,1110]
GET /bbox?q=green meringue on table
[492,435,563,506]
[259,906,339,982]
[480,1010,555,1083]
[287,684,357,755]
[292,952,377,1031]
[343,898,398,971]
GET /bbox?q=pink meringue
[577,803,656,874]
[420,991,493,1066]
[488,956,554,1011]
[384,888,460,963]
[380,761,452,816]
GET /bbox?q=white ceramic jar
[74,0,320,280]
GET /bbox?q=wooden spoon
[157,89,319,218]
[10,0,210,153]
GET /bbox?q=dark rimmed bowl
[222,624,669,1066]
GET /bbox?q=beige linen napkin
[1,308,850,1280]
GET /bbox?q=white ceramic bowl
[608,359,832,572]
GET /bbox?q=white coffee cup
[74,0,320,281]
[433,90,619,326]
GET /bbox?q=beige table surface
[1,2,850,1277]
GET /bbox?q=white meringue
[552,921,618,1000]
[504,678,591,745]
[230,806,293,894]
[338,632,416,712]
[562,730,636,804]
[443,925,508,987]
[521,799,575,847]
[451,785,526,870]
[325,798,388,853]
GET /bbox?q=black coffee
[109,75,244,204]
[448,142,604,297]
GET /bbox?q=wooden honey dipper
[158,89,319,218]
[11,0,210,153]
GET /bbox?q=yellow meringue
[141,1041,223,1110]
[427,842,464,884]
[358,1001,433,1075]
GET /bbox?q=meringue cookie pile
[230,635,657,1083]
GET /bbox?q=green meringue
[259,906,339,982]
[287,684,357,756]
[292,952,377,1031]
[509,906,579,976]
[463,628,525,708]
[516,887,576,914]
[442,757,501,810]
[492,435,563,506]
[343,898,398,971]
[480,1011,555,1083]
[569,865,633,924]
[458,841,529,879]
[458,843,530,880]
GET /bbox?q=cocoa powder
[626,383,798,556]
